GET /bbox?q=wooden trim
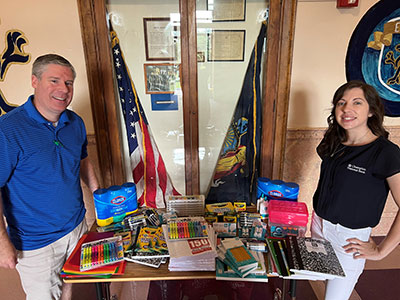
[272,0,297,179]
[260,0,297,179]
[180,0,200,194]
[77,0,125,187]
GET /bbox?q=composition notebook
[286,236,346,280]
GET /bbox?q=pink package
[268,200,308,227]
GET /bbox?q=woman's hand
[343,237,383,260]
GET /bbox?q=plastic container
[256,177,299,202]
[93,182,138,226]
[268,200,308,237]
[256,177,300,219]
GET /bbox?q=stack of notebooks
[267,236,346,280]
[61,231,126,279]
[216,237,268,282]
[162,217,217,271]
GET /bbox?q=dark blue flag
[206,22,267,204]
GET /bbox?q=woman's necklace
[330,143,347,157]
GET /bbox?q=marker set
[80,236,124,271]
[167,218,208,240]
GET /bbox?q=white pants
[16,220,87,300]
[311,212,371,300]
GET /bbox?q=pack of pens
[80,236,124,271]
[167,217,208,241]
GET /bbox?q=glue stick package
[94,182,138,226]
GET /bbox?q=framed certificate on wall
[207,0,246,22]
[207,30,245,62]
[143,18,177,61]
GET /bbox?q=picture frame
[144,63,181,94]
[143,17,177,61]
[207,0,246,22]
[207,30,245,62]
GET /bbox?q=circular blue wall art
[346,0,400,116]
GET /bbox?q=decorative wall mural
[0,30,30,115]
[346,0,400,116]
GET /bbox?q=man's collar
[24,95,70,125]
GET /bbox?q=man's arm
[0,194,18,269]
[80,156,100,193]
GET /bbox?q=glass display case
[77,0,297,199]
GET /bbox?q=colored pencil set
[79,236,124,271]
[167,219,208,240]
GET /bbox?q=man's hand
[0,233,17,269]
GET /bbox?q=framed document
[207,30,245,62]
[207,0,246,22]
[143,18,177,61]
[144,63,181,94]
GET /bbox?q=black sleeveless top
[313,136,400,229]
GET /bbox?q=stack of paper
[162,223,217,271]
[216,237,266,281]
[61,232,126,278]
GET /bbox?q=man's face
[31,64,74,121]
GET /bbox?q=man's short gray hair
[32,54,76,79]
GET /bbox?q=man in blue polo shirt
[0,54,99,300]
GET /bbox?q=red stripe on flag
[141,119,157,208]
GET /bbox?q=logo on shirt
[347,164,366,174]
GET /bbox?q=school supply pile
[216,249,268,282]
[79,236,124,271]
[166,195,205,216]
[216,237,268,282]
[61,232,126,278]
[162,217,218,271]
[124,226,169,268]
[266,236,345,280]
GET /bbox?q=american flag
[110,30,179,208]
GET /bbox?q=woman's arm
[344,172,400,260]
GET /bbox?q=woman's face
[335,87,372,133]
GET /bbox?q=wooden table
[63,244,217,300]
[64,212,296,300]
[64,257,297,300]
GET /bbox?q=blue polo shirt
[0,96,88,250]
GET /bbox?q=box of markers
[166,217,209,241]
[80,236,124,271]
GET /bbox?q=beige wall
[0,0,94,134]
[289,0,400,129]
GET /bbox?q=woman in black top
[312,80,400,300]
